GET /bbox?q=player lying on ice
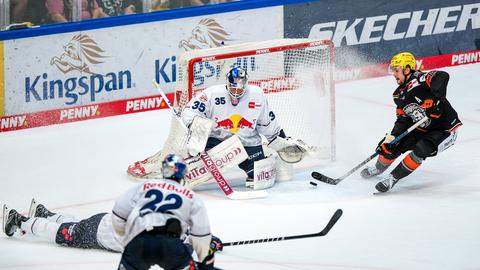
[361,52,462,193]
[3,155,223,270]
[128,67,318,190]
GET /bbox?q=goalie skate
[127,155,164,179]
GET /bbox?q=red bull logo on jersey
[143,182,193,199]
[216,114,255,133]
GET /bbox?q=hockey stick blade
[318,208,343,236]
[227,190,268,200]
[222,209,343,247]
[311,171,340,185]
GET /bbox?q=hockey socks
[21,217,61,243]
[391,152,423,180]
[361,155,395,179]
[375,152,423,192]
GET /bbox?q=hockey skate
[127,158,163,179]
[245,177,254,188]
[28,199,55,218]
[127,159,149,178]
[360,166,384,179]
[2,205,28,237]
[375,174,399,193]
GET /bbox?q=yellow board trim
[0,41,4,117]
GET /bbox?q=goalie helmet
[389,52,416,73]
[161,154,187,182]
[226,67,248,101]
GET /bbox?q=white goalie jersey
[111,179,212,261]
[181,84,283,147]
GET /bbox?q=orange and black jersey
[391,70,462,136]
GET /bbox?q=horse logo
[179,18,232,51]
[50,34,108,74]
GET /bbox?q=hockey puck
[310,181,318,187]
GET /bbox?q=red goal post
[174,39,335,161]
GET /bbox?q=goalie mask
[161,154,187,182]
[226,67,248,105]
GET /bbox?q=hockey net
[174,39,335,159]
[147,39,335,176]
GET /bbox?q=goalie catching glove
[268,136,310,163]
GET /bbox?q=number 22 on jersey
[139,189,183,217]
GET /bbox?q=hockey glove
[376,134,396,156]
[198,236,222,270]
[210,235,223,253]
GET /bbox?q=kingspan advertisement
[284,0,480,69]
[2,6,283,117]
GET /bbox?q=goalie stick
[152,80,268,200]
[222,209,342,246]
[311,117,429,185]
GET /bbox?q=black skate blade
[311,172,339,185]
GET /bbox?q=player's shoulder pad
[412,70,425,78]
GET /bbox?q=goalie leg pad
[275,159,293,182]
[127,116,190,179]
[251,153,277,190]
[183,135,248,189]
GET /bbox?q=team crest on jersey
[216,114,254,133]
[403,103,430,128]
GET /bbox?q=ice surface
[1,64,479,270]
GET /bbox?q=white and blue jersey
[181,84,283,147]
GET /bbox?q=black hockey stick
[311,116,429,185]
[222,209,342,247]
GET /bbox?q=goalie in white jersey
[128,67,312,189]
[181,67,309,187]
[114,154,219,270]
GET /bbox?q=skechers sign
[25,34,133,105]
[284,0,480,67]
[307,3,479,46]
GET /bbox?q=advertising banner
[0,93,173,132]
[3,6,283,116]
[0,41,4,117]
[284,0,480,69]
